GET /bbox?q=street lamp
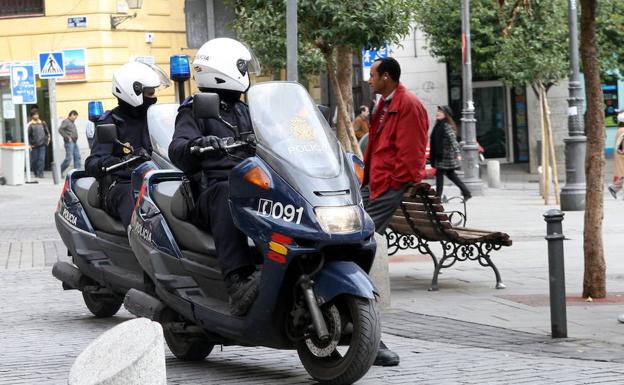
[460,0,483,195]
[111,0,144,29]
[560,0,587,211]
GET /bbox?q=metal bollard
[544,209,567,338]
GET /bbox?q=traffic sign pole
[48,79,61,184]
[21,105,33,183]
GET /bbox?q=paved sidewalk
[3,167,624,383]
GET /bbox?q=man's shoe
[373,341,400,366]
[463,194,472,202]
[608,186,618,199]
[226,271,260,316]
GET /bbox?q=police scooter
[52,104,179,317]
[124,82,381,384]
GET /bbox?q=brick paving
[4,170,624,383]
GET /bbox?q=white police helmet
[112,61,171,107]
[192,38,260,92]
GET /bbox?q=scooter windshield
[248,82,341,178]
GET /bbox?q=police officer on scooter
[168,38,261,316]
[85,61,170,229]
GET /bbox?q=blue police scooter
[123,82,381,384]
[52,104,179,317]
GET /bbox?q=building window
[0,0,44,18]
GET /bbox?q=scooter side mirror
[96,124,118,144]
[193,93,221,120]
[317,104,331,125]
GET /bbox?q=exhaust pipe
[52,262,85,290]
[124,289,166,321]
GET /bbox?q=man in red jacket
[363,57,429,366]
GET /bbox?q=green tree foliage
[229,0,416,154]
[492,0,568,91]
[229,1,324,83]
[413,0,624,83]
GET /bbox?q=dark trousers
[30,145,46,177]
[104,181,134,230]
[435,168,471,198]
[193,180,252,278]
[361,184,409,234]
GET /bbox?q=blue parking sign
[362,44,389,81]
[10,63,37,104]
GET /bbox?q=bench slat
[393,208,449,223]
[388,221,445,241]
[402,195,442,205]
[401,201,445,213]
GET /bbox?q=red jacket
[363,83,429,200]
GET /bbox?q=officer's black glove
[191,135,222,152]
[133,147,151,160]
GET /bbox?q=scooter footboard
[312,261,377,306]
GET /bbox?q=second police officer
[168,38,261,316]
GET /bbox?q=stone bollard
[369,232,391,310]
[68,318,166,385]
[544,209,567,338]
[487,160,501,188]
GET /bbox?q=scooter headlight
[314,205,362,234]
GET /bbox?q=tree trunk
[580,0,606,298]
[321,48,352,153]
[336,46,362,157]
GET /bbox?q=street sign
[362,44,389,81]
[10,63,37,104]
[38,51,65,78]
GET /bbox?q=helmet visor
[147,63,172,90]
[241,43,261,75]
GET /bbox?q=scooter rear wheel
[161,309,214,361]
[295,295,381,385]
[82,291,123,318]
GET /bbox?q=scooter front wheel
[161,308,214,361]
[82,291,123,318]
[295,295,381,385]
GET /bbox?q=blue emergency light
[88,100,103,122]
[170,55,190,81]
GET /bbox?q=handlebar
[190,141,248,155]
[102,155,145,173]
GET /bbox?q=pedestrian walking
[363,57,429,367]
[85,120,95,149]
[429,105,472,201]
[352,105,370,141]
[27,112,50,178]
[608,112,624,199]
[59,110,81,174]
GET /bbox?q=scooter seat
[73,177,126,236]
[152,181,217,256]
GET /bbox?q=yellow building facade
[0,0,188,148]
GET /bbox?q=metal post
[21,105,33,183]
[460,0,483,195]
[560,0,587,211]
[176,79,186,104]
[286,0,298,82]
[544,209,568,338]
[48,78,61,184]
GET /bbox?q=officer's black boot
[374,340,400,366]
[225,269,260,316]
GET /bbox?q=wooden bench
[386,183,512,291]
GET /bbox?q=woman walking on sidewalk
[429,105,471,200]
[609,112,624,199]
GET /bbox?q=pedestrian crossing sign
[38,51,65,78]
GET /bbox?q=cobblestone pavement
[2,268,624,385]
